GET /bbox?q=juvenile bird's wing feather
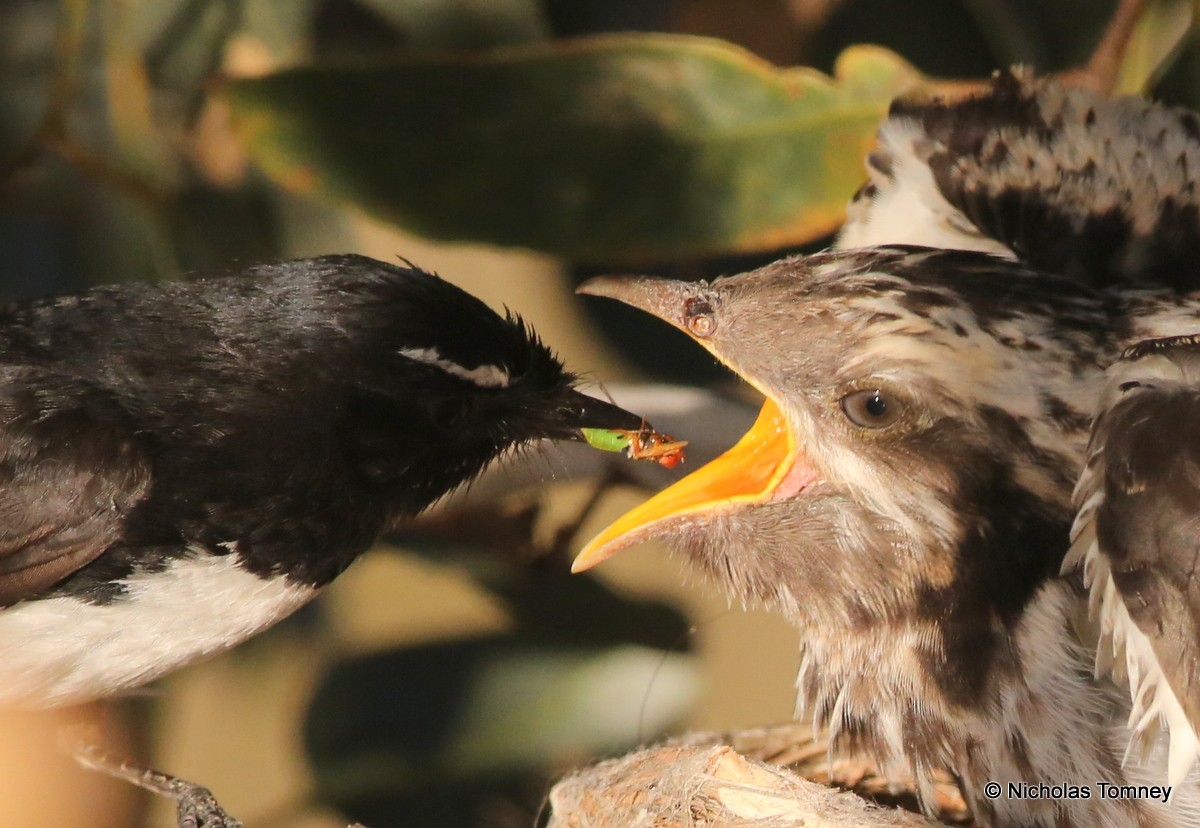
[840,69,1200,292]
[1066,336,1200,786]
[0,369,151,606]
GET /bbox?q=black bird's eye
[840,389,902,429]
[433,398,472,428]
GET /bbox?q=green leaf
[1116,0,1194,94]
[358,0,548,49]
[227,36,922,263]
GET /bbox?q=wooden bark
[548,727,971,828]
[548,744,945,827]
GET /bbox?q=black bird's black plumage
[0,253,642,708]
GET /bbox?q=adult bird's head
[268,255,644,515]
[574,247,1112,660]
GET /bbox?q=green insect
[581,428,633,453]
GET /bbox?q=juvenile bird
[566,10,1200,822]
[574,246,1200,827]
[0,253,642,822]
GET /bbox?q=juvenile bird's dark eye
[841,389,902,429]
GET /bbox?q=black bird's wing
[1064,336,1200,786]
[0,369,151,606]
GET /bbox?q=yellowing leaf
[227,36,922,262]
[1115,0,1194,94]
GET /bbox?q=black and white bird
[0,252,641,709]
[570,70,1200,827]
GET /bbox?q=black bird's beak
[542,388,647,441]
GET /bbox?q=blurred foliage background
[0,1,1196,826]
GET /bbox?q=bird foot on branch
[68,738,243,828]
[172,785,243,828]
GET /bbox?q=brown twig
[43,132,171,210]
[0,0,86,186]
[1061,0,1148,93]
[1,0,173,213]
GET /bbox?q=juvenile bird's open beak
[572,276,799,572]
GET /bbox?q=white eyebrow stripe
[399,347,510,388]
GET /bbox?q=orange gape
[574,398,795,572]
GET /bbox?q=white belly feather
[0,553,317,708]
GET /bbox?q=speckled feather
[840,69,1200,290]
[611,247,1200,827]
[1067,337,1200,789]
[824,70,1200,824]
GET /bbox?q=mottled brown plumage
[569,51,1200,828]
[1067,336,1200,791]
[841,69,1200,290]
[577,246,1200,827]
